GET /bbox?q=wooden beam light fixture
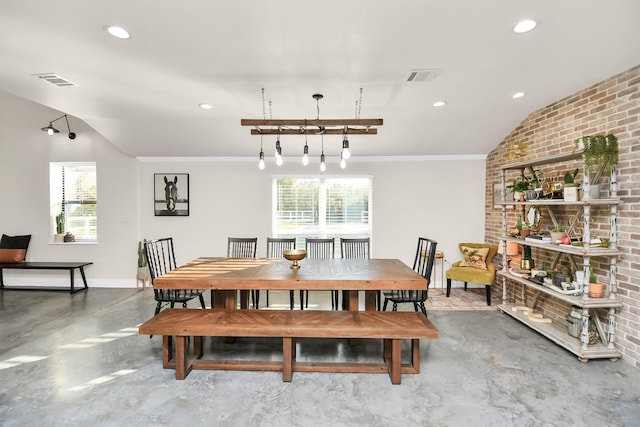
[242,91,382,170]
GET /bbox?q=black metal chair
[144,237,206,318]
[340,237,372,310]
[303,238,336,309]
[227,237,258,308]
[266,237,296,309]
[383,237,438,316]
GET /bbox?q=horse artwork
[164,175,178,212]
[154,173,190,216]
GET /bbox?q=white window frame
[272,175,372,256]
[49,162,97,242]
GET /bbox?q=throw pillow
[0,234,32,249]
[459,246,490,270]
[0,248,27,263]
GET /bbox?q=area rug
[427,287,497,311]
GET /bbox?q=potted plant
[54,211,65,242]
[137,241,150,288]
[507,178,530,202]
[588,267,604,298]
[550,224,566,243]
[575,134,619,198]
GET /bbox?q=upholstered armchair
[445,242,498,305]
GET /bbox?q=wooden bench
[138,309,439,384]
[0,262,92,294]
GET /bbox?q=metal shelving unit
[495,150,622,361]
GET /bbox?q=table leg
[364,290,378,311]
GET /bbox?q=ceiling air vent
[406,68,442,82]
[33,73,78,87]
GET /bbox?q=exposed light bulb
[340,158,347,169]
[320,153,326,172]
[275,138,283,165]
[302,144,309,166]
[342,136,351,159]
[258,151,265,170]
[47,127,54,135]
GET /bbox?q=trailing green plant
[55,211,65,234]
[575,134,618,185]
[551,224,565,233]
[507,169,541,193]
[137,241,147,268]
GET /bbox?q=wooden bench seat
[138,308,439,384]
[0,262,92,294]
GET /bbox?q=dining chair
[382,237,438,316]
[144,237,206,319]
[266,237,297,309]
[340,237,372,309]
[304,238,336,309]
[227,237,259,308]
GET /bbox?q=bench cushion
[0,234,31,262]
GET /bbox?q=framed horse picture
[154,173,189,216]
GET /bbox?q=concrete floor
[1,288,639,427]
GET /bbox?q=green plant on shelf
[574,134,618,185]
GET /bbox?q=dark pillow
[0,234,31,249]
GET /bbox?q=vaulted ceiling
[1,1,639,159]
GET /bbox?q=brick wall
[486,65,640,367]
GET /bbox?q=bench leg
[411,339,420,373]
[389,339,402,384]
[175,336,189,380]
[69,268,75,293]
[162,336,173,369]
[79,266,89,289]
[283,337,294,382]
[194,336,203,359]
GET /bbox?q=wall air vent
[33,73,78,87]
[406,68,442,82]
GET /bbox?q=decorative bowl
[283,249,307,269]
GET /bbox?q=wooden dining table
[153,257,427,311]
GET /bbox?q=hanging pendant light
[320,135,326,172]
[302,121,309,165]
[340,152,347,169]
[257,135,266,170]
[275,134,283,166]
[341,134,351,159]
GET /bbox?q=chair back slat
[228,237,258,258]
[305,238,335,259]
[340,237,370,259]
[413,237,438,285]
[267,237,296,258]
[144,237,178,282]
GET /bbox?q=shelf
[497,270,623,309]
[495,198,622,207]
[498,303,621,361]
[500,150,584,170]
[501,237,622,257]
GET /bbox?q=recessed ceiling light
[199,103,213,110]
[104,25,130,39]
[433,101,447,107]
[513,19,537,34]
[511,92,526,99]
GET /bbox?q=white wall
[0,90,138,287]
[138,157,487,277]
[1,90,487,288]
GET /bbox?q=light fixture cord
[357,87,363,119]
[316,97,320,120]
[261,88,266,120]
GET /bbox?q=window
[50,162,97,241]
[273,176,372,254]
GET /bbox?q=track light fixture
[244,89,382,169]
[41,114,76,139]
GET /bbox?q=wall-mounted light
[41,114,76,139]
